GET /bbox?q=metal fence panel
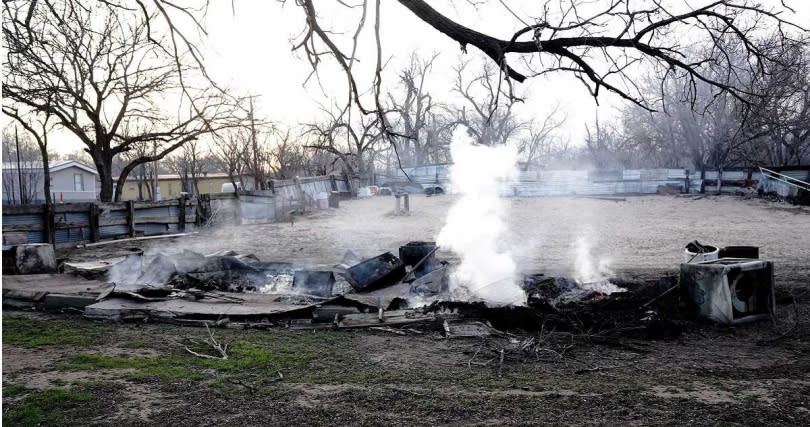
[100,224,129,238]
[55,227,90,244]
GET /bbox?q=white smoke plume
[437,127,526,306]
[572,236,625,294]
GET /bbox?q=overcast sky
[29,0,810,155]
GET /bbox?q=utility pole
[152,143,161,201]
[15,126,24,204]
[249,96,262,190]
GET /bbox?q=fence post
[684,169,690,194]
[126,200,136,237]
[342,172,354,196]
[196,194,210,226]
[716,168,723,195]
[178,196,186,232]
[700,169,706,194]
[403,193,410,212]
[43,203,55,244]
[88,203,99,242]
[293,177,305,214]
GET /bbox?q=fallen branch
[467,348,481,371]
[267,370,284,383]
[370,326,407,335]
[575,363,631,374]
[182,324,229,360]
[229,379,257,391]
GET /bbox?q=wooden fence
[2,198,197,247]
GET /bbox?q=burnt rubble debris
[685,240,714,254]
[292,270,336,298]
[399,241,437,279]
[345,252,406,292]
[1,239,777,341]
[409,265,449,295]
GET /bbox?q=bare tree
[213,129,248,198]
[3,0,244,202]
[450,60,527,146]
[305,149,342,177]
[165,140,211,197]
[122,142,157,201]
[584,112,629,169]
[244,97,274,191]
[304,105,383,189]
[615,42,768,171]
[517,104,567,168]
[387,52,445,165]
[266,127,313,180]
[743,41,810,165]
[2,128,43,205]
[289,0,806,151]
[51,150,94,165]
[2,112,54,205]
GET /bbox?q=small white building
[2,160,98,204]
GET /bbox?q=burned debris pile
[2,240,777,341]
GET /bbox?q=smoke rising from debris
[572,236,624,295]
[437,127,525,305]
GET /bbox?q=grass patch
[2,316,92,347]
[58,353,202,381]
[4,315,561,394]
[120,339,148,348]
[2,388,92,426]
[3,384,30,398]
[54,331,413,388]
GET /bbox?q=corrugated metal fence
[2,199,196,247]
[204,175,351,225]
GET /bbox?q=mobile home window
[74,174,84,191]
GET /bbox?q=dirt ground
[4,195,810,425]
[149,194,807,281]
[3,308,810,426]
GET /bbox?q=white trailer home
[2,160,98,204]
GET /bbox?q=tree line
[582,41,810,171]
[3,0,807,204]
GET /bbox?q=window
[129,184,135,191]
[73,174,84,192]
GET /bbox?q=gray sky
[28,0,810,155]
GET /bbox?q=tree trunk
[98,170,114,202]
[15,127,25,204]
[228,173,240,199]
[716,167,723,195]
[115,161,143,202]
[90,148,116,202]
[192,176,200,197]
[137,163,146,200]
[39,144,52,206]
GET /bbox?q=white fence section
[381,165,810,197]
